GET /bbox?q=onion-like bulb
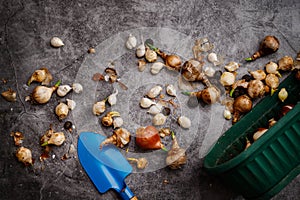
[27,68,53,86]
[253,128,268,141]
[57,85,72,97]
[158,52,182,71]
[265,61,281,77]
[245,35,280,61]
[278,88,288,102]
[146,43,181,71]
[232,95,252,124]
[265,74,279,95]
[31,80,60,104]
[147,85,162,99]
[249,69,266,81]
[55,102,69,120]
[93,99,106,115]
[125,34,137,49]
[247,80,265,99]
[16,147,33,165]
[41,132,66,146]
[166,132,187,169]
[145,48,157,62]
[135,126,164,150]
[152,113,167,126]
[182,85,220,104]
[278,56,294,71]
[220,72,236,86]
[136,44,146,58]
[140,97,156,108]
[1,89,17,102]
[177,116,191,129]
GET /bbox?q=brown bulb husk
[157,51,182,71]
[135,126,163,150]
[278,56,294,71]
[166,134,187,169]
[1,89,17,102]
[102,115,113,127]
[40,125,54,145]
[186,85,220,105]
[28,68,53,86]
[232,95,253,123]
[16,147,33,166]
[100,128,131,148]
[247,80,265,99]
[248,36,280,61]
[181,59,211,86]
[101,111,120,127]
[11,131,24,146]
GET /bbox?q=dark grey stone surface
[0,0,299,199]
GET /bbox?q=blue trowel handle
[118,184,138,200]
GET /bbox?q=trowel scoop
[78,132,137,200]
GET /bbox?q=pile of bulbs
[8,37,84,166]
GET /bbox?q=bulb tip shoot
[55,80,61,87]
[245,57,252,62]
[145,42,157,51]
[271,88,276,96]
[41,141,48,146]
[171,131,175,139]
[229,88,235,97]
[161,146,168,152]
[181,91,191,96]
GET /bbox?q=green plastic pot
[204,71,300,199]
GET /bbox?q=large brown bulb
[247,36,280,61]
[232,95,253,124]
[135,126,163,150]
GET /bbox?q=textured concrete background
[0,0,299,199]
